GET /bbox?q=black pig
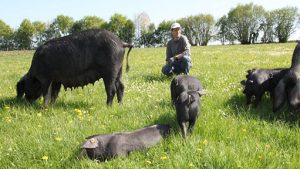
[241,68,288,106]
[81,124,170,161]
[175,90,204,139]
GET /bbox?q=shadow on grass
[0,96,92,111]
[0,96,41,109]
[143,73,173,83]
[152,99,180,134]
[226,94,300,126]
[60,147,86,168]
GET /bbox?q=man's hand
[168,57,175,64]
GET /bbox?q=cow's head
[16,74,28,98]
[16,74,42,102]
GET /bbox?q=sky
[1,0,300,39]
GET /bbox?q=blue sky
[0,0,299,39]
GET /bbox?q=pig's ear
[240,80,246,86]
[81,138,99,149]
[197,90,206,96]
[273,79,287,112]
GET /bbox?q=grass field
[0,43,300,169]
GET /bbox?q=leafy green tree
[192,14,215,46]
[215,15,228,45]
[178,17,196,46]
[43,22,61,41]
[215,15,236,45]
[260,11,276,43]
[106,13,135,43]
[154,20,173,46]
[15,19,35,49]
[272,7,299,43]
[0,19,14,50]
[138,23,156,47]
[227,3,265,44]
[71,16,105,33]
[53,15,74,36]
[32,21,46,47]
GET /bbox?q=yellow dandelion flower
[160,156,168,160]
[4,106,10,109]
[5,116,12,123]
[55,137,62,141]
[74,108,82,114]
[188,163,195,167]
[146,160,152,164]
[197,148,202,152]
[242,129,247,132]
[41,155,48,161]
[202,139,208,145]
[77,115,83,120]
[37,113,42,117]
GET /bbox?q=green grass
[1,43,300,168]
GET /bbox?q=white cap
[171,22,181,30]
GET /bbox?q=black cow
[175,90,204,139]
[273,42,300,113]
[81,124,170,161]
[170,75,205,105]
[240,68,288,106]
[16,29,133,106]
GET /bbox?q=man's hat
[171,22,181,30]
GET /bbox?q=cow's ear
[240,80,246,86]
[273,79,287,112]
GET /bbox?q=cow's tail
[123,43,133,72]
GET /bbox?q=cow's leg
[115,69,124,103]
[51,82,61,104]
[115,79,124,104]
[42,81,52,107]
[104,77,116,106]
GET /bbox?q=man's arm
[166,41,173,63]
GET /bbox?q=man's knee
[162,64,173,76]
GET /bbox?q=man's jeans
[162,56,191,76]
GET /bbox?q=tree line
[0,3,299,50]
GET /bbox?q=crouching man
[162,22,192,76]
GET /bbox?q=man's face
[171,28,181,40]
